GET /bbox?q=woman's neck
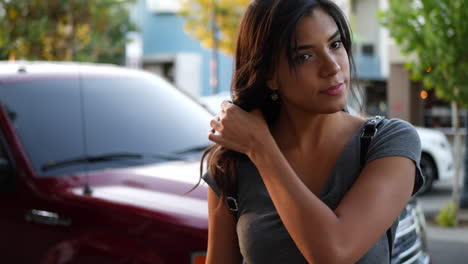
[271,106,347,153]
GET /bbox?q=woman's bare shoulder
[340,111,367,131]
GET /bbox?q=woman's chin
[322,100,348,114]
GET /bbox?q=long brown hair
[200,0,359,199]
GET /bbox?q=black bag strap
[360,115,385,168]
[226,178,239,214]
[359,116,393,262]
[226,194,239,213]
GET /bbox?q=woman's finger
[208,131,224,145]
[220,100,233,113]
[208,131,238,152]
[210,117,222,132]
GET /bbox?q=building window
[146,0,181,14]
[361,44,375,56]
[364,81,387,117]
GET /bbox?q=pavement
[418,179,468,244]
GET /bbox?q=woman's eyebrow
[327,30,341,42]
[293,30,341,52]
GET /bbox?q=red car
[0,61,210,264]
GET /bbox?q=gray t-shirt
[203,118,424,263]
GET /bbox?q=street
[418,179,468,264]
[428,241,468,264]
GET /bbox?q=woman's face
[272,8,350,114]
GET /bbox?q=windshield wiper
[41,152,183,172]
[173,144,212,155]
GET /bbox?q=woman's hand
[208,100,271,158]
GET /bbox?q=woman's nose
[320,54,341,78]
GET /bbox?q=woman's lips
[321,83,344,96]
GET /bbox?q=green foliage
[435,201,457,227]
[0,0,138,64]
[179,0,250,55]
[379,0,468,107]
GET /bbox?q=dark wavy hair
[199,0,359,199]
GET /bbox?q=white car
[198,93,454,194]
[415,126,454,193]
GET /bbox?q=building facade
[350,0,463,129]
[127,0,233,98]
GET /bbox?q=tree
[379,0,468,225]
[0,0,137,64]
[179,0,250,55]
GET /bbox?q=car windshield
[0,72,212,177]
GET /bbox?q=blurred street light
[420,90,428,100]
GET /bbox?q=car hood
[415,126,445,138]
[415,126,451,151]
[49,160,210,223]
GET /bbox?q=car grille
[391,205,430,264]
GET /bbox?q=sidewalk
[424,210,468,244]
[418,179,468,244]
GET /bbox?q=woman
[202,0,424,263]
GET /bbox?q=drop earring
[271,90,279,101]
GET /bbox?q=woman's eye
[296,54,313,63]
[331,41,342,49]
